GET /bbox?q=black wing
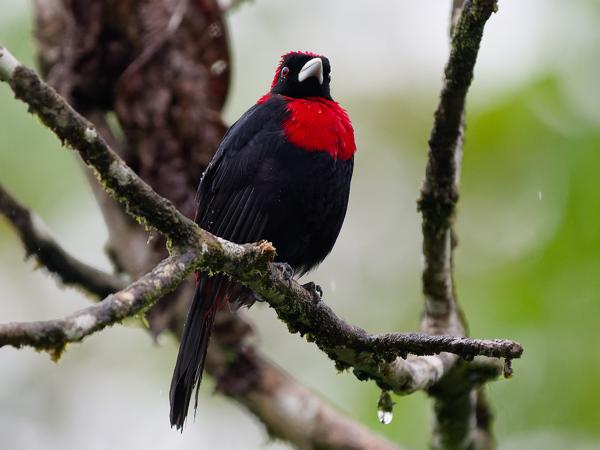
[170,101,286,429]
[195,100,285,245]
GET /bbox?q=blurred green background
[1,1,599,449]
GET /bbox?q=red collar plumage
[258,93,356,161]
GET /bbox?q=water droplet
[377,391,394,425]
[538,191,543,201]
[377,409,393,425]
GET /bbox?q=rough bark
[417,1,500,448]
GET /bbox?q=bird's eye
[281,66,289,79]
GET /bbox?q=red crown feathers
[270,51,323,88]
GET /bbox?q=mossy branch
[417,1,500,448]
[0,251,197,359]
[0,38,520,396]
[418,0,497,332]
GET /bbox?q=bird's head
[270,51,332,99]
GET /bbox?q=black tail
[169,275,222,430]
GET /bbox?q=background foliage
[1,1,599,449]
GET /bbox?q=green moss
[47,343,67,362]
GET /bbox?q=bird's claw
[302,282,323,303]
[275,262,295,287]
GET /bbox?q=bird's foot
[302,282,323,303]
[274,262,295,287]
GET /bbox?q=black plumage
[169,53,355,429]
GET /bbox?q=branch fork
[1,2,517,448]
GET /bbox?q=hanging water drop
[377,391,394,425]
[377,409,393,425]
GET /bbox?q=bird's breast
[281,97,356,161]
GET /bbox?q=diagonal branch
[0,250,197,359]
[0,45,197,248]
[0,233,276,354]
[0,183,127,298]
[0,41,520,395]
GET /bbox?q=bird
[169,51,356,430]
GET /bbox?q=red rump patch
[270,51,322,89]
[282,96,356,161]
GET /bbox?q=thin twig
[0,184,127,298]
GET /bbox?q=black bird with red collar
[169,51,356,429]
